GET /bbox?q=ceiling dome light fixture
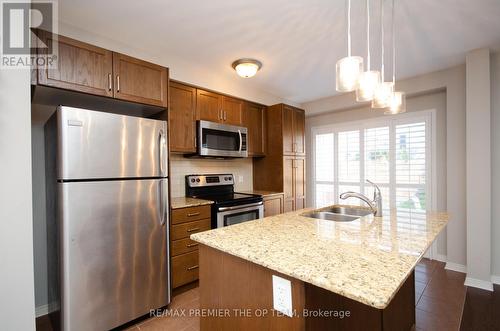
[336,0,363,92]
[232,59,262,78]
[356,0,381,102]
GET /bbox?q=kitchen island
[191,206,448,330]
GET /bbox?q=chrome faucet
[339,180,383,217]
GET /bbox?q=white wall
[491,52,500,278]
[0,69,36,328]
[303,65,467,268]
[169,155,253,197]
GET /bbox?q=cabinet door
[294,157,306,210]
[169,82,197,153]
[222,96,243,125]
[294,110,306,156]
[263,196,282,217]
[243,103,266,156]
[197,89,222,123]
[37,33,113,97]
[283,156,295,212]
[283,105,295,155]
[112,53,168,107]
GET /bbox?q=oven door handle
[218,201,263,212]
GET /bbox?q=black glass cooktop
[190,192,262,206]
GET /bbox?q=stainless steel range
[185,174,263,228]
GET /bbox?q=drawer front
[172,251,199,288]
[264,196,282,217]
[171,218,211,241]
[171,205,211,224]
[172,237,199,256]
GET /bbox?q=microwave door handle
[238,129,242,152]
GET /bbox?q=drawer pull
[187,265,199,271]
[186,243,199,248]
[187,227,200,232]
[187,212,201,217]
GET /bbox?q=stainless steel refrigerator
[46,106,170,331]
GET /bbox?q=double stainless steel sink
[301,205,373,222]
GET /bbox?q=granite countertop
[191,206,448,309]
[241,190,284,197]
[170,197,213,209]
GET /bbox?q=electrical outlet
[238,175,243,183]
[272,275,292,317]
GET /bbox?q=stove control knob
[190,178,195,183]
[196,178,200,183]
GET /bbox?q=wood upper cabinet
[169,82,197,153]
[283,106,295,155]
[294,110,306,156]
[283,105,305,156]
[243,102,266,156]
[197,89,222,123]
[221,97,243,126]
[37,33,113,97]
[112,53,168,107]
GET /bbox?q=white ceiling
[58,0,500,104]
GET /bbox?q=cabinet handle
[224,111,227,121]
[187,265,199,271]
[187,212,200,217]
[107,73,112,91]
[116,75,120,92]
[218,109,222,120]
[187,227,200,232]
[187,243,199,248]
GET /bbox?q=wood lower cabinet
[170,204,211,288]
[169,82,197,153]
[254,104,306,212]
[263,194,284,217]
[37,32,113,97]
[243,102,266,156]
[112,53,168,107]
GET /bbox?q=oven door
[198,120,248,157]
[216,202,263,228]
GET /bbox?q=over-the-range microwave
[197,120,248,158]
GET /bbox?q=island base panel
[199,244,415,331]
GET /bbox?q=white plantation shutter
[312,112,432,213]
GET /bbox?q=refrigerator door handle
[159,129,166,176]
[159,179,167,226]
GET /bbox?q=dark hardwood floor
[460,284,500,331]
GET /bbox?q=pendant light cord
[347,0,351,57]
[392,0,395,85]
[366,0,371,70]
[380,0,384,81]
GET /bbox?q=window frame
[311,109,437,212]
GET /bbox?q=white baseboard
[433,254,447,263]
[464,277,494,291]
[35,301,59,318]
[491,275,500,285]
[445,262,467,273]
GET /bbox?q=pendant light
[356,0,381,102]
[336,0,364,92]
[384,0,406,114]
[372,0,394,108]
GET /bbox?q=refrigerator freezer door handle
[159,129,166,176]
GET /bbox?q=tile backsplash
[169,154,253,197]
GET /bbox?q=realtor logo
[1,0,58,69]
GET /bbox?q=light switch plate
[272,275,293,317]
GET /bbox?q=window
[312,111,433,214]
